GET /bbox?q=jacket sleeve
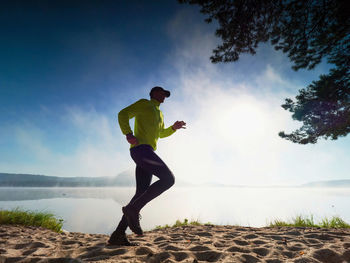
[159,113,176,138]
[118,99,144,135]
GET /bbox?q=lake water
[0,187,349,235]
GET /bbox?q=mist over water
[1,187,349,234]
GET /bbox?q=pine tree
[179,0,350,143]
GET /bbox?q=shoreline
[1,224,350,262]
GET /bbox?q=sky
[1,0,350,186]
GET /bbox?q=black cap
[150,86,170,98]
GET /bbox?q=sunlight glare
[215,100,266,144]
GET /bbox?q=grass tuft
[269,215,350,228]
[320,216,350,228]
[155,218,212,230]
[0,208,64,232]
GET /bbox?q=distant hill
[0,172,193,187]
[301,179,350,188]
[0,172,134,187]
[4,172,347,188]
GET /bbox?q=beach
[1,224,350,263]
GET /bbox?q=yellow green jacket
[118,98,176,150]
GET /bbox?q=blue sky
[1,0,349,185]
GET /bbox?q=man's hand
[126,133,139,145]
[172,121,186,130]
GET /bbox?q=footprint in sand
[189,245,211,252]
[282,251,296,259]
[233,239,249,246]
[244,234,259,239]
[157,242,172,249]
[195,251,222,262]
[147,251,171,262]
[293,258,317,263]
[236,254,260,263]
[163,245,182,251]
[343,242,350,249]
[235,228,249,232]
[213,241,227,248]
[79,247,103,259]
[14,243,31,249]
[251,239,266,245]
[223,233,238,239]
[170,237,184,242]
[105,248,128,257]
[265,259,283,263]
[136,246,154,255]
[305,238,322,244]
[226,246,250,253]
[267,235,284,241]
[61,240,77,245]
[252,247,270,256]
[194,232,212,237]
[22,248,38,256]
[343,250,350,261]
[285,230,302,236]
[29,242,47,249]
[313,248,343,263]
[287,244,306,252]
[169,234,182,238]
[305,233,333,241]
[171,251,188,261]
[154,236,167,242]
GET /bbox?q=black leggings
[115,144,175,233]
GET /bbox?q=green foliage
[179,0,349,69]
[320,216,350,228]
[155,218,211,229]
[179,0,350,144]
[279,67,350,144]
[155,216,350,230]
[269,215,350,228]
[0,208,64,232]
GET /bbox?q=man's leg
[130,153,175,212]
[114,165,152,233]
[123,145,175,234]
[109,165,152,244]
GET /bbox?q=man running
[108,86,186,246]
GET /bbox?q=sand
[1,224,350,263]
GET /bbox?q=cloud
[152,10,350,186]
[0,107,132,177]
[160,72,347,185]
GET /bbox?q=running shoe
[107,231,137,246]
[122,206,144,236]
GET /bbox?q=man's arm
[125,133,139,145]
[159,125,176,138]
[159,120,186,138]
[118,99,145,145]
